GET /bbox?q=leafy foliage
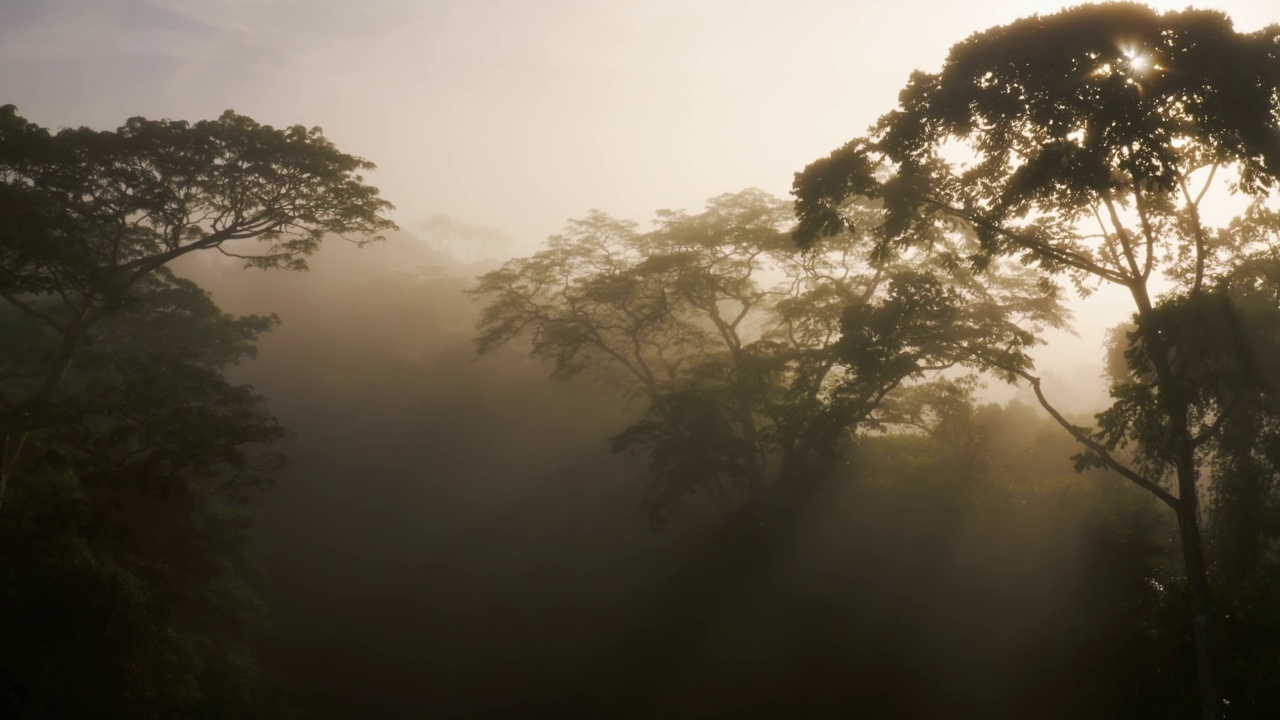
[1,105,395,500]
[0,272,287,717]
[0,106,392,716]
[475,189,1062,523]
[795,4,1280,281]
[792,5,1280,715]
[0,104,395,281]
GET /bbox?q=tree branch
[1101,191,1144,281]
[1005,365,1179,511]
[920,196,1130,285]
[1131,180,1158,281]
[1191,397,1238,448]
[0,290,68,332]
[1178,175,1212,296]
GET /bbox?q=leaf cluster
[0,273,288,717]
[0,104,396,287]
[474,189,1064,523]
[794,4,1280,291]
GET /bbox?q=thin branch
[1006,365,1179,511]
[1091,206,1126,275]
[216,246,287,263]
[1131,180,1157,280]
[1101,191,1144,280]
[1193,162,1219,208]
[0,291,68,332]
[921,196,1130,285]
[1178,176,1212,296]
[1191,397,1238,448]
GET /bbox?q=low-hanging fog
[5,1,1280,718]
[166,234,1182,717]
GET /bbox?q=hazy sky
[4,0,1278,406]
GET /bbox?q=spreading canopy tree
[792,5,1280,717]
[473,189,1062,525]
[0,106,396,501]
[0,106,396,715]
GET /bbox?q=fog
[5,0,1270,379]
[5,1,1280,718]
[159,235,1183,717]
[5,0,1273,251]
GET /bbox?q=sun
[1090,43,1162,88]
[1120,44,1159,77]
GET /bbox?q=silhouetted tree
[419,213,510,264]
[0,105,396,503]
[1,269,289,717]
[474,189,1061,524]
[792,5,1280,716]
[0,106,395,716]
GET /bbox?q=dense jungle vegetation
[2,4,1279,718]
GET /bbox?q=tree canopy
[792,5,1280,717]
[795,4,1280,275]
[1,268,290,717]
[474,189,1062,523]
[0,106,396,501]
[0,107,396,716]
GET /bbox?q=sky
[3,0,1278,408]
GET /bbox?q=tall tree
[0,106,396,503]
[1,269,290,717]
[473,189,1061,524]
[792,5,1280,716]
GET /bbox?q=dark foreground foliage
[0,274,287,718]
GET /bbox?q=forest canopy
[4,3,1280,718]
[792,4,1280,718]
[472,189,1064,523]
[0,106,394,717]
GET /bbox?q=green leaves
[2,265,286,489]
[792,140,881,246]
[611,377,760,527]
[1098,257,1280,483]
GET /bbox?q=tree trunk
[0,430,25,509]
[1162,381,1223,720]
[1130,279,1223,719]
[1165,379,1222,719]
[1176,497,1222,720]
[1163,366,1222,720]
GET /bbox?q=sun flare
[1121,44,1159,76]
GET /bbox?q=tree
[419,213,510,265]
[473,189,1061,525]
[1102,259,1280,714]
[792,5,1280,716]
[1,269,291,717]
[0,106,396,503]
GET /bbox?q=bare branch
[1012,367,1179,511]
[1101,191,1144,281]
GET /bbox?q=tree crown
[794,3,1280,293]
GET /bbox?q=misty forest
[4,4,1280,718]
